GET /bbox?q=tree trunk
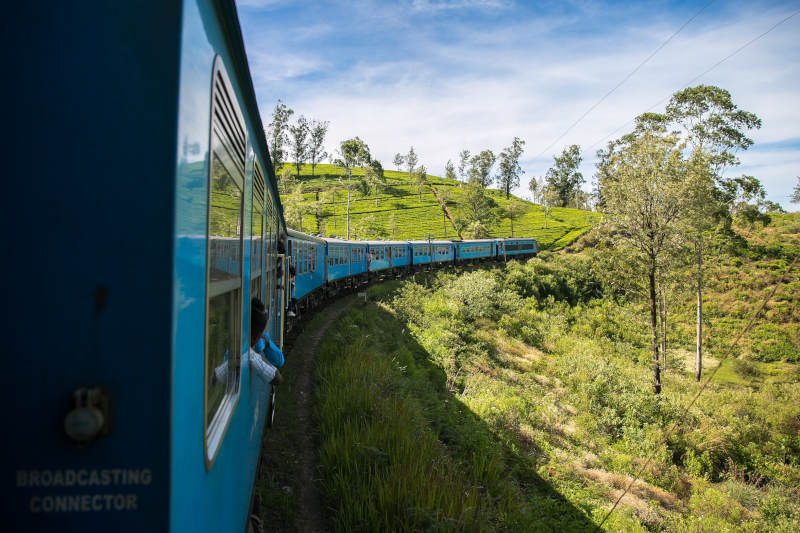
[649,267,661,395]
[659,289,667,372]
[695,242,703,382]
[510,218,514,237]
[315,191,321,234]
[346,170,351,239]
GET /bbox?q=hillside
[302,213,800,531]
[276,163,599,249]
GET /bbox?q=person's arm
[248,349,277,385]
[262,334,285,368]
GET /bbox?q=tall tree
[307,119,329,178]
[413,165,428,201]
[600,132,689,395]
[457,150,471,182]
[460,177,495,228]
[279,167,295,195]
[288,115,309,179]
[445,160,457,182]
[333,137,371,239]
[406,146,419,183]
[364,159,386,207]
[497,137,526,199]
[393,153,405,171]
[541,185,558,229]
[468,150,496,188]
[268,100,294,169]
[661,85,762,381]
[792,177,800,204]
[502,198,527,237]
[528,176,539,204]
[545,144,584,207]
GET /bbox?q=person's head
[250,298,268,347]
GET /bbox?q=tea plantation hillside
[276,164,599,250]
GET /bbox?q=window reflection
[206,153,243,428]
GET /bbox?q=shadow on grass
[313,297,599,532]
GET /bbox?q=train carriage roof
[321,237,364,246]
[408,240,453,245]
[364,240,411,246]
[287,228,327,244]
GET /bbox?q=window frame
[203,56,247,469]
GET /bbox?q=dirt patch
[573,464,678,511]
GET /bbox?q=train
[286,232,537,322]
[4,1,535,531]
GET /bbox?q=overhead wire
[588,7,800,152]
[532,0,716,161]
[596,253,799,530]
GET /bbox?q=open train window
[204,56,246,468]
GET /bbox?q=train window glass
[205,57,248,466]
[251,161,265,303]
[264,185,275,334]
[205,161,243,452]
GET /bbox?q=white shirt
[213,348,277,385]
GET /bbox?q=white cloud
[410,0,511,12]
[244,1,800,207]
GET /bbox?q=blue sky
[235,0,800,208]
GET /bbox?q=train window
[251,162,265,302]
[264,181,275,337]
[204,56,246,467]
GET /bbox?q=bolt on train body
[4,1,535,531]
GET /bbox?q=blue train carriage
[325,238,366,292]
[287,229,326,313]
[366,241,393,274]
[454,239,496,263]
[409,240,434,268]
[6,1,287,531]
[389,241,412,274]
[499,237,538,259]
[429,240,455,266]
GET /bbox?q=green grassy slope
[278,163,599,250]
[311,213,800,531]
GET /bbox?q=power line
[589,7,800,152]
[596,253,799,530]
[533,0,716,161]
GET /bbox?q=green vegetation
[278,163,599,249]
[313,214,800,531]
